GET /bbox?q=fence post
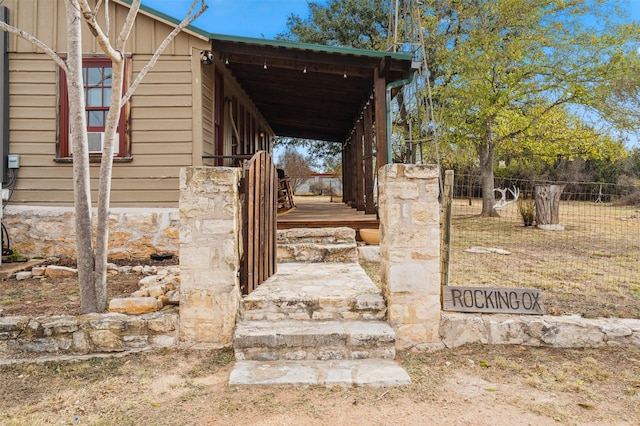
[441,170,453,292]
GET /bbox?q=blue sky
[142,0,640,40]
[142,0,311,39]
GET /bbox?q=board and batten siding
[5,0,210,207]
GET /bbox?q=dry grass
[0,345,637,425]
[447,199,640,318]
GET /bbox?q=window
[58,57,129,159]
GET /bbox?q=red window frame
[59,57,128,159]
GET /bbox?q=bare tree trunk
[478,142,498,217]
[65,1,97,314]
[94,56,124,311]
[535,184,566,228]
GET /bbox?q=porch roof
[209,34,414,142]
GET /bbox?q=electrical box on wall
[7,154,18,169]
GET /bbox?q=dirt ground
[0,345,638,425]
[0,259,639,425]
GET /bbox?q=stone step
[234,319,396,361]
[277,227,358,263]
[229,359,411,387]
[240,263,386,321]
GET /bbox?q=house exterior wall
[5,0,216,208]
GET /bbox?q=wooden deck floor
[277,197,379,231]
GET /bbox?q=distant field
[447,199,640,318]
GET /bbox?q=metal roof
[211,35,414,142]
[123,0,415,142]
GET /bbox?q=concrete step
[234,319,396,361]
[229,359,411,387]
[240,263,386,321]
[277,227,358,263]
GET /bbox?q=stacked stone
[13,262,182,315]
[378,164,442,350]
[109,265,181,314]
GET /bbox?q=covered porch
[208,34,416,216]
[277,196,379,236]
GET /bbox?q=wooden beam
[355,116,364,211]
[374,67,388,167]
[363,105,375,215]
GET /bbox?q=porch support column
[379,164,441,350]
[341,140,347,203]
[374,67,388,167]
[179,166,242,347]
[363,104,375,215]
[355,116,365,211]
[349,133,357,207]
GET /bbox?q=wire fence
[445,174,640,319]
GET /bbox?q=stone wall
[378,164,441,350]
[178,167,242,347]
[0,310,178,359]
[440,313,640,349]
[3,206,179,260]
[277,227,357,263]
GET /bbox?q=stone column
[179,167,242,347]
[378,164,441,350]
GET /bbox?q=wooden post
[341,139,348,204]
[441,170,453,292]
[535,184,566,230]
[363,105,375,214]
[374,68,387,168]
[355,116,365,211]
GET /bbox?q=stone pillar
[378,164,441,350]
[179,167,242,347]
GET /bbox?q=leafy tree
[418,0,640,216]
[277,0,390,50]
[281,0,640,218]
[0,0,206,313]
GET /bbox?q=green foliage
[277,0,390,50]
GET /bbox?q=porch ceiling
[210,35,414,142]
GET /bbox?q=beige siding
[6,0,210,207]
[201,63,214,164]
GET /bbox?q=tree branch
[122,0,208,104]
[115,0,140,52]
[0,22,67,71]
[77,0,121,61]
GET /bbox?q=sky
[141,0,311,39]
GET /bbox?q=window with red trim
[58,57,129,159]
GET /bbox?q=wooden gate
[240,151,278,295]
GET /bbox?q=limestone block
[411,202,440,226]
[15,271,32,280]
[180,246,213,269]
[89,330,124,352]
[31,266,46,277]
[40,317,79,336]
[108,297,160,314]
[358,245,381,263]
[72,331,91,352]
[440,313,489,348]
[0,316,29,339]
[150,334,176,348]
[123,335,150,349]
[542,318,606,348]
[387,263,439,294]
[395,324,428,350]
[202,219,235,235]
[147,313,178,333]
[45,265,77,278]
[146,284,166,298]
[166,290,180,305]
[403,164,439,180]
[386,182,419,200]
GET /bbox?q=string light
[343,68,347,78]
[263,59,267,70]
[303,63,307,74]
